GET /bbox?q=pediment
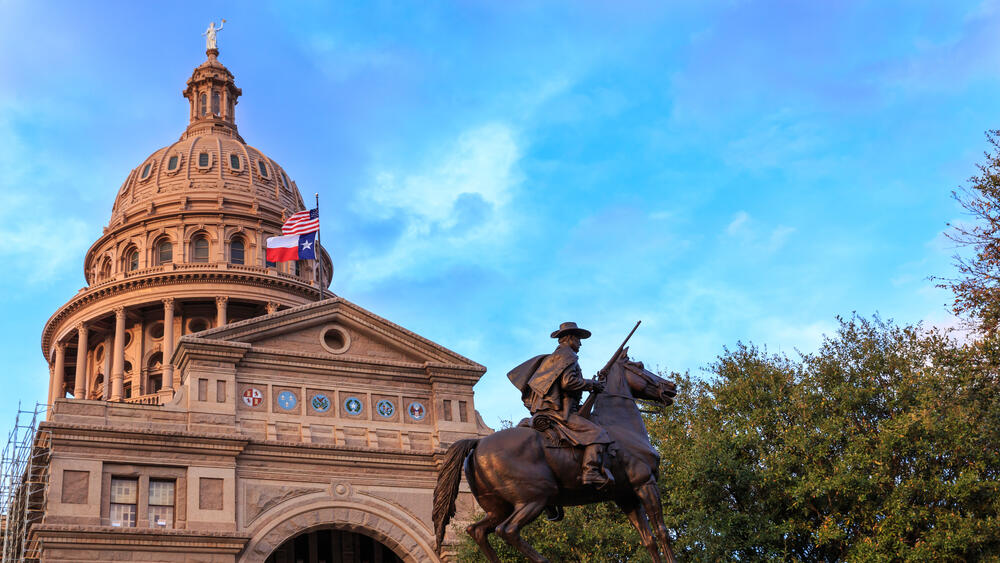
[189,297,483,370]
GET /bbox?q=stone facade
[33,48,489,562]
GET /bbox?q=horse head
[604,347,677,406]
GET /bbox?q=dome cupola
[181,47,243,141]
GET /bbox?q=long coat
[507,344,611,446]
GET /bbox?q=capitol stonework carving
[31,32,489,563]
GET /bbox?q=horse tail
[433,438,479,552]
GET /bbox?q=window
[198,152,209,168]
[442,400,453,421]
[167,156,179,171]
[155,239,172,265]
[459,400,469,422]
[229,154,241,170]
[140,163,152,180]
[294,260,301,276]
[211,91,220,115]
[230,238,245,265]
[280,171,291,191]
[109,477,138,527]
[257,160,269,178]
[125,248,139,272]
[191,236,209,262]
[147,480,175,529]
[100,257,112,280]
[200,93,207,116]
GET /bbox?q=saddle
[517,414,570,448]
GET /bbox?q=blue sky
[0,1,994,427]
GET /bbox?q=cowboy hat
[550,321,591,339]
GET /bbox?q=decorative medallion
[277,390,298,410]
[344,396,363,416]
[242,387,263,407]
[408,401,426,421]
[311,393,331,413]
[376,399,395,418]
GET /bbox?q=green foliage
[651,316,1000,562]
[458,317,1000,561]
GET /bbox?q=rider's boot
[581,444,614,488]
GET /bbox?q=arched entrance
[266,528,403,563]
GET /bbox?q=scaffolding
[0,403,51,563]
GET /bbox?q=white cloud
[347,122,522,285]
[726,210,750,235]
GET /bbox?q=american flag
[281,208,319,235]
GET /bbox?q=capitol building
[12,39,489,563]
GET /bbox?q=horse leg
[616,498,661,563]
[636,478,676,563]
[466,509,507,563]
[495,501,549,563]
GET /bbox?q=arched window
[230,238,245,265]
[167,156,179,171]
[124,247,139,272]
[257,160,269,178]
[191,236,209,263]
[198,152,209,168]
[140,163,152,180]
[200,94,207,116]
[100,257,112,280]
[155,239,172,265]
[229,154,241,170]
[211,91,220,115]
[147,352,163,393]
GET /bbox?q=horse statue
[433,351,678,562]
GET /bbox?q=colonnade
[48,297,282,404]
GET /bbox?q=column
[51,342,66,405]
[163,298,177,389]
[216,296,228,326]
[73,323,89,399]
[102,335,113,400]
[111,306,126,401]
[265,301,279,315]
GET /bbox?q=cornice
[41,268,323,357]
[173,337,250,372]
[239,440,437,468]
[30,524,249,553]
[41,422,249,456]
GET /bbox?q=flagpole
[315,193,324,301]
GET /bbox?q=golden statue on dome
[203,19,226,51]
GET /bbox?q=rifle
[578,320,641,419]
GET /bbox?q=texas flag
[266,231,317,262]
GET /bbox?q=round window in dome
[188,318,210,334]
[319,325,350,354]
[149,322,164,340]
[167,155,179,171]
[140,163,152,180]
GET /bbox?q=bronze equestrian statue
[433,322,678,562]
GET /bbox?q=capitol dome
[42,47,333,406]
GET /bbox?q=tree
[938,129,1000,335]
[650,317,1000,561]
